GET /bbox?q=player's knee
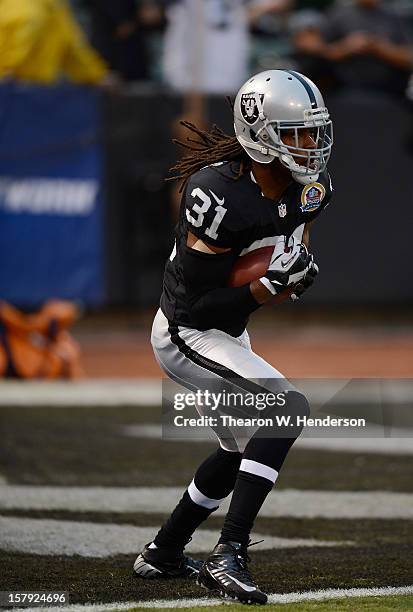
[289,390,310,419]
[216,446,243,466]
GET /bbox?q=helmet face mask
[262,120,333,175]
[234,70,333,184]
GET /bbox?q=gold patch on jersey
[300,182,326,213]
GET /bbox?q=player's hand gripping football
[259,236,316,296]
[290,258,319,301]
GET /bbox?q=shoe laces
[236,539,264,572]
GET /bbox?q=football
[228,246,294,304]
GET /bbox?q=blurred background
[1,0,413,379]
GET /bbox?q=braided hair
[167,120,252,192]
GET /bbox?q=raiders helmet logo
[240,93,264,125]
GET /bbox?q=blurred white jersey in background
[162,0,251,94]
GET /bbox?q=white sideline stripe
[11,585,413,611]
[0,518,347,557]
[121,424,164,438]
[187,479,224,509]
[240,458,278,483]
[121,423,413,456]
[0,380,161,407]
[2,379,413,407]
[298,378,413,405]
[297,434,413,455]
[1,486,413,518]
[267,585,413,604]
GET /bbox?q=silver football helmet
[234,70,333,184]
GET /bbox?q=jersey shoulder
[187,162,248,202]
[296,170,333,222]
[183,162,251,248]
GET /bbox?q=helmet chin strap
[280,152,319,185]
[292,171,319,185]
[236,134,271,156]
[237,134,320,182]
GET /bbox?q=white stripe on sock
[187,479,225,509]
[240,459,278,484]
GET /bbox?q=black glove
[290,257,319,301]
[259,236,312,296]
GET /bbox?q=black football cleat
[197,541,267,605]
[133,543,203,579]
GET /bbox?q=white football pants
[151,308,297,452]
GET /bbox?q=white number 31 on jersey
[186,187,227,241]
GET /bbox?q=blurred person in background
[247,0,338,75]
[320,0,413,98]
[288,10,336,91]
[164,0,293,218]
[0,0,108,84]
[85,0,161,82]
[161,0,292,95]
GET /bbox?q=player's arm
[187,231,231,254]
[185,232,309,315]
[182,178,310,325]
[288,222,318,301]
[288,170,334,300]
[182,178,272,327]
[183,232,265,329]
[187,231,275,306]
[302,221,313,248]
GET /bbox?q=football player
[133,70,333,604]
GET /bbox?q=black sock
[219,471,273,546]
[243,436,297,473]
[153,490,213,550]
[218,426,305,547]
[153,447,242,551]
[194,447,242,499]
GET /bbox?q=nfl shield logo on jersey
[278,202,287,218]
[240,93,264,125]
[300,182,326,213]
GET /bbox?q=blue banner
[0,83,105,307]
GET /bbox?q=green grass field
[125,594,413,611]
[1,404,412,610]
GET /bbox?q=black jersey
[160,161,333,336]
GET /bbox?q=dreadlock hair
[167,120,252,192]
